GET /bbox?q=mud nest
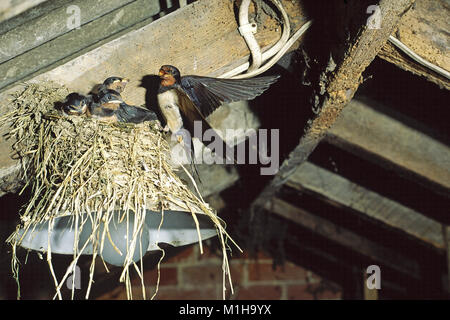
[1,83,239,300]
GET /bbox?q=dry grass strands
[1,83,240,300]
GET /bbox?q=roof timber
[0,0,305,195]
[286,161,444,249]
[266,197,420,278]
[326,99,450,197]
[250,0,415,212]
[443,226,450,293]
[378,0,450,90]
[0,0,305,100]
[0,0,47,25]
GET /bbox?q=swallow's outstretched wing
[180,75,279,118]
[175,88,236,164]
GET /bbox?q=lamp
[17,209,218,266]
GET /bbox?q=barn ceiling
[0,0,448,299]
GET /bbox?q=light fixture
[17,210,218,266]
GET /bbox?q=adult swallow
[90,89,158,124]
[157,65,279,163]
[61,92,93,116]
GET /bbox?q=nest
[2,83,239,300]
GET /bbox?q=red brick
[248,261,307,282]
[236,285,282,300]
[164,245,196,264]
[197,245,223,262]
[152,287,220,300]
[306,270,323,283]
[317,289,342,300]
[182,263,244,287]
[131,266,177,286]
[238,250,272,261]
[287,283,342,300]
[96,284,155,300]
[97,285,126,300]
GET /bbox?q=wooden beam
[2,0,304,99]
[326,98,450,197]
[0,0,141,64]
[0,0,47,25]
[443,225,450,293]
[0,0,305,195]
[286,161,444,249]
[266,197,420,278]
[0,0,161,91]
[378,0,450,90]
[250,0,415,213]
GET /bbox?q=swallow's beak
[158,69,165,77]
[122,78,130,83]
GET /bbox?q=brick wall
[98,245,342,300]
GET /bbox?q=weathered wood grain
[0,0,47,25]
[250,0,415,213]
[266,197,420,278]
[286,161,444,249]
[378,0,450,89]
[0,0,161,90]
[0,0,305,194]
[443,225,450,293]
[326,99,450,195]
[0,0,138,64]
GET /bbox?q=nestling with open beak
[62,77,157,124]
[157,65,279,164]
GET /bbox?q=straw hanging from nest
[1,83,240,300]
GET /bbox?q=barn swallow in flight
[157,65,279,163]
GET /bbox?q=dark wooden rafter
[250,0,416,213]
[266,197,421,278]
[0,0,162,91]
[443,226,450,293]
[286,161,444,249]
[378,0,450,90]
[326,98,450,198]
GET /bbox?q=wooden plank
[443,225,450,293]
[250,0,415,213]
[286,161,444,249]
[378,0,450,90]
[0,0,137,63]
[0,0,161,91]
[0,0,305,194]
[266,197,420,278]
[0,0,304,105]
[326,99,450,196]
[0,0,48,25]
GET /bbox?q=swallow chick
[98,76,130,94]
[61,92,93,116]
[157,65,279,163]
[90,89,158,124]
